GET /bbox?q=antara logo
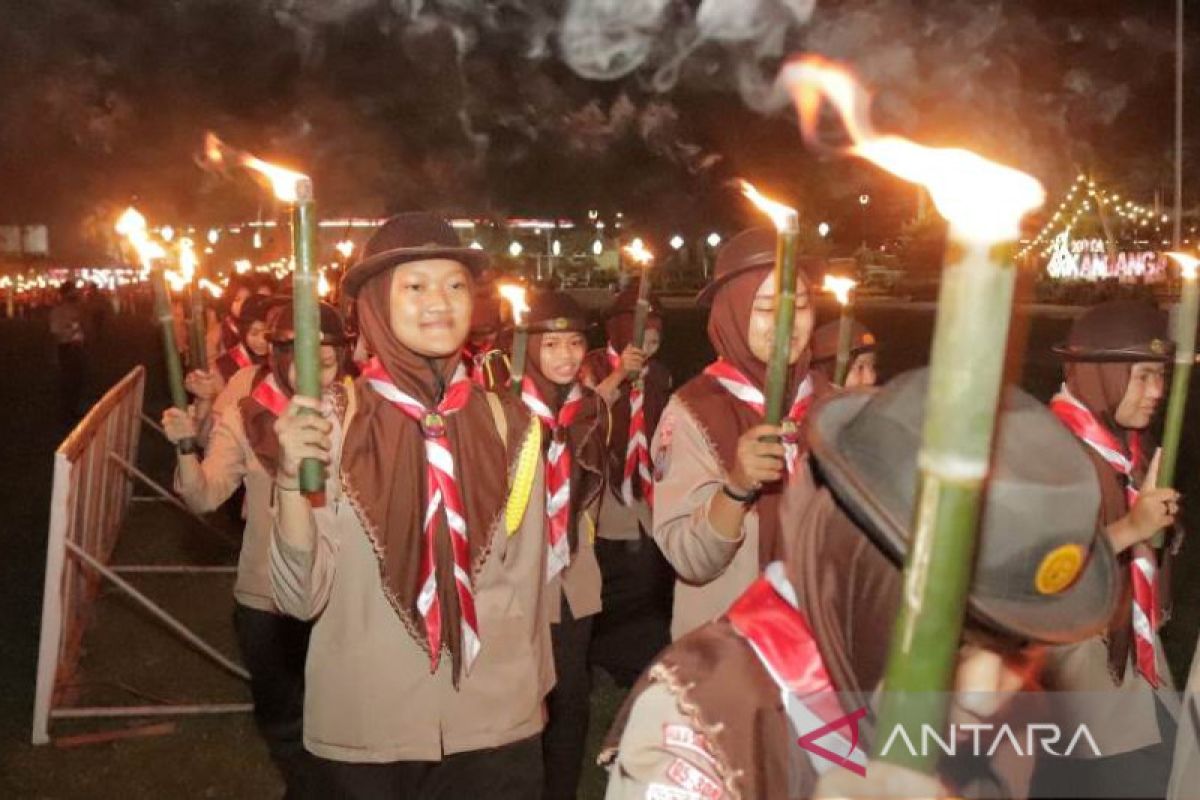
[796,707,868,777]
[879,723,1102,759]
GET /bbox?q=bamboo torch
[117,207,197,454]
[498,284,530,394]
[738,180,800,425]
[205,133,323,495]
[823,274,858,386]
[179,238,208,370]
[1156,251,1199,546]
[785,56,1045,773]
[623,238,655,356]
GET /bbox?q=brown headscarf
[676,265,829,564]
[1062,361,1159,683]
[340,268,529,685]
[526,333,608,550]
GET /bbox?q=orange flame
[623,238,654,267]
[199,278,224,298]
[204,132,309,203]
[318,269,331,298]
[115,207,167,267]
[498,283,529,325]
[335,239,355,259]
[1167,252,1199,281]
[823,274,857,306]
[781,56,1044,242]
[737,180,799,232]
[177,237,198,283]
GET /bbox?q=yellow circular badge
[1035,544,1085,595]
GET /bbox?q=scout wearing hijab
[603,369,1122,800]
[219,277,255,353]
[809,318,878,388]
[462,269,510,390]
[518,290,610,800]
[270,213,551,797]
[1032,299,1182,798]
[161,301,352,792]
[583,285,676,685]
[652,227,831,640]
[214,293,275,383]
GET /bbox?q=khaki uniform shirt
[651,397,816,640]
[269,389,554,763]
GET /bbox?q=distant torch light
[161,225,175,242]
[207,229,220,245]
[669,235,684,250]
[253,231,263,249]
[706,232,722,247]
[818,222,831,238]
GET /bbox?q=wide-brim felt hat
[807,368,1119,646]
[811,318,876,364]
[1052,299,1174,362]
[265,300,355,347]
[342,212,490,300]
[522,290,590,333]
[696,227,825,306]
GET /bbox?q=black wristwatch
[722,483,759,504]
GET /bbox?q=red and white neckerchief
[703,359,814,475]
[361,357,481,673]
[727,564,869,777]
[461,345,487,388]
[250,373,289,417]
[521,375,584,582]
[607,344,653,507]
[229,343,253,369]
[1050,385,1159,686]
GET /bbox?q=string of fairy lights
[1018,174,1172,261]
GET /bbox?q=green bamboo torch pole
[873,232,1018,773]
[631,268,652,352]
[150,267,197,455]
[187,283,207,371]
[763,214,800,425]
[1154,257,1198,546]
[833,297,854,386]
[291,178,325,496]
[510,324,529,395]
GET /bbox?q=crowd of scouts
[157,211,1199,799]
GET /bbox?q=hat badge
[1034,543,1085,595]
[553,317,569,330]
[1150,338,1166,355]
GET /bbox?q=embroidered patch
[663,724,716,766]
[1035,543,1085,595]
[653,411,676,481]
[647,783,703,800]
[666,758,722,800]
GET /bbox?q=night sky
[0,0,1194,258]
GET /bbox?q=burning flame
[1167,252,1200,281]
[199,278,224,298]
[823,274,857,306]
[737,180,799,232]
[318,269,331,298]
[178,238,198,283]
[498,283,529,326]
[234,259,252,275]
[335,240,355,259]
[115,207,167,267]
[781,56,1044,242]
[205,132,309,203]
[623,238,654,267]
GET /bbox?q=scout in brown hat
[651,226,831,641]
[1033,299,1182,799]
[602,369,1121,800]
[515,289,610,800]
[810,318,878,388]
[270,212,551,797]
[582,284,675,686]
[160,300,353,793]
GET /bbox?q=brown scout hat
[523,290,590,333]
[1052,299,1174,362]
[341,212,489,300]
[265,299,354,347]
[696,227,824,306]
[808,368,1119,645]
[811,318,876,365]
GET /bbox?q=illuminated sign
[1044,233,1168,282]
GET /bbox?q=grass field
[1,300,1197,799]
